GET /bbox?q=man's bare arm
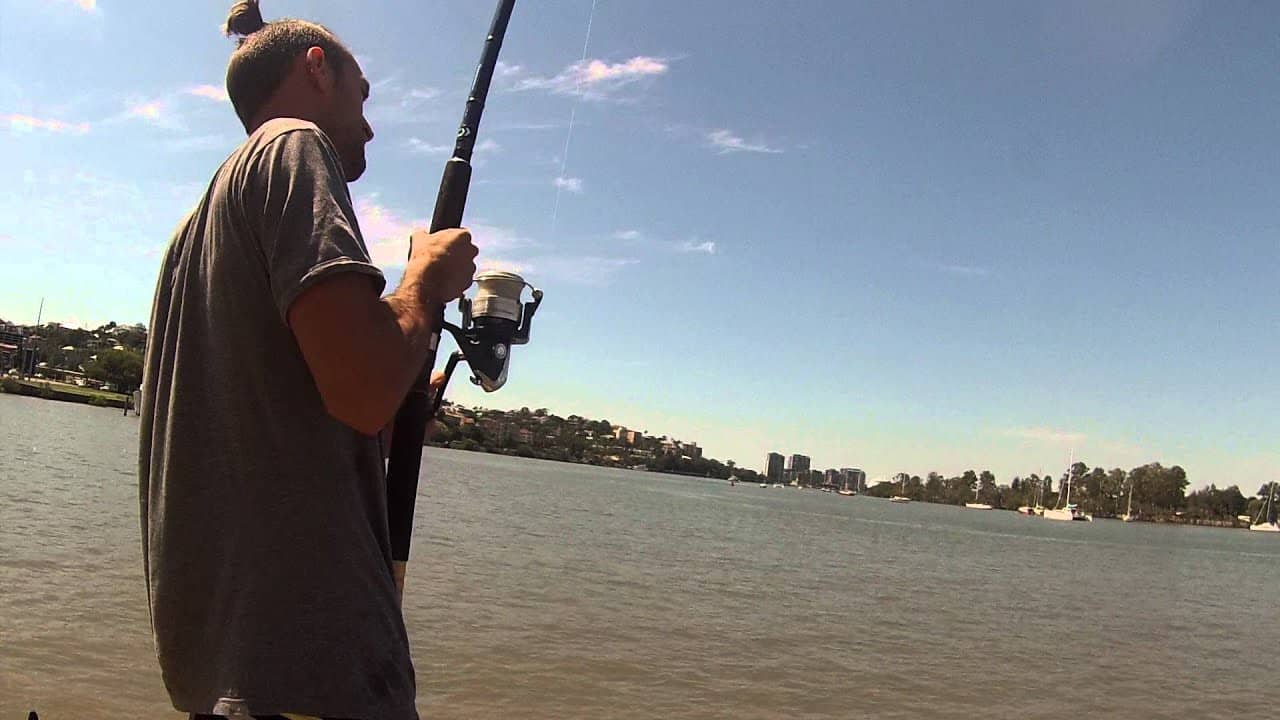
[287,228,477,435]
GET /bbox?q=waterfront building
[764,452,784,482]
[786,454,811,475]
[840,468,867,492]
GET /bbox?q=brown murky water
[3,393,1278,719]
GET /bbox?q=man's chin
[345,159,366,183]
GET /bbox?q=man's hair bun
[223,0,266,38]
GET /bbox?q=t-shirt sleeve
[247,128,386,322]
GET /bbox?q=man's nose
[363,118,374,142]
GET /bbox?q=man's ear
[302,46,332,94]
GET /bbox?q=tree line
[865,461,1271,523]
[3,319,146,393]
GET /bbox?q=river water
[2,393,1277,718]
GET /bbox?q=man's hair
[222,0,354,130]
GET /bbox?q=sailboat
[1249,481,1279,533]
[890,474,911,503]
[1042,454,1089,522]
[1121,477,1137,522]
[965,481,992,510]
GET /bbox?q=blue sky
[2,0,1277,489]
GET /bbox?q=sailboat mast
[1063,450,1074,507]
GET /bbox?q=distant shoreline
[0,377,131,410]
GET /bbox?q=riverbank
[0,377,130,409]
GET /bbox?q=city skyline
[3,2,1277,488]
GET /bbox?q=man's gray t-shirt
[139,118,416,719]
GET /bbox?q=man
[139,2,475,718]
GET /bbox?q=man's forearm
[355,291,443,433]
[288,272,445,436]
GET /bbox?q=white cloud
[496,61,523,77]
[364,81,447,126]
[353,195,535,269]
[186,85,229,103]
[515,56,669,99]
[554,176,583,193]
[940,264,990,277]
[406,137,500,157]
[126,100,163,121]
[612,228,719,257]
[1003,427,1087,446]
[518,255,638,287]
[2,113,90,135]
[707,129,782,155]
[678,240,716,255]
[407,137,452,155]
[55,0,97,11]
[122,98,185,130]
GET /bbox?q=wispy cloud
[353,195,534,269]
[406,137,500,157]
[55,0,98,12]
[352,194,636,287]
[678,240,716,255]
[364,80,447,126]
[2,113,90,135]
[186,85,229,103]
[1002,427,1087,446]
[513,56,669,99]
[406,137,451,155]
[519,256,638,287]
[940,264,990,277]
[707,129,782,155]
[123,98,185,130]
[554,176,583,193]
[612,228,718,257]
[496,61,523,77]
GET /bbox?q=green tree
[84,348,143,393]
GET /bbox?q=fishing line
[550,0,598,235]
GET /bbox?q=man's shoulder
[252,117,325,145]
[239,118,338,165]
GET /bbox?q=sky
[1,0,1278,490]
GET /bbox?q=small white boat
[1043,504,1090,521]
[760,482,769,488]
[965,484,991,510]
[1249,481,1278,533]
[1042,453,1090,522]
[772,483,784,488]
[890,475,911,503]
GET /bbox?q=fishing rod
[386,0,542,597]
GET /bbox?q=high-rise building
[824,469,840,486]
[764,452,784,482]
[840,468,867,492]
[786,454,810,474]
